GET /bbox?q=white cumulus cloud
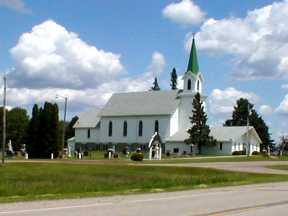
[146,52,166,77]
[186,0,288,80]
[259,105,274,116]
[10,20,124,89]
[282,84,288,90]
[6,20,167,117]
[163,0,205,26]
[276,94,288,114]
[5,50,166,115]
[209,87,259,115]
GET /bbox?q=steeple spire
[187,35,199,75]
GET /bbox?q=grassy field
[74,151,288,163]
[1,163,288,203]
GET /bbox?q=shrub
[166,151,171,157]
[261,151,269,157]
[232,151,245,155]
[130,152,144,161]
[252,151,260,155]
[114,153,119,159]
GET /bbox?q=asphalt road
[1,182,288,216]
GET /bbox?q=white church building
[72,38,261,156]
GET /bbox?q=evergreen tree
[170,68,178,90]
[151,77,160,91]
[65,116,79,141]
[26,103,61,158]
[185,93,216,154]
[26,104,40,158]
[224,98,274,151]
[38,102,60,158]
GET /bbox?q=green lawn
[1,162,288,203]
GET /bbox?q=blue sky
[0,0,287,141]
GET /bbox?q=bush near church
[252,151,261,155]
[130,152,144,161]
[232,151,246,155]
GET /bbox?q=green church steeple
[187,36,199,75]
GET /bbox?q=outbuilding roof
[100,90,179,117]
[165,126,262,143]
[210,126,262,142]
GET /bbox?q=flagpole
[247,103,250,156]
[2,73,6,165]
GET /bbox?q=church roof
[100,90,179,117]
[73,108,101,128]
[187,37,199,75]
[165,126,261,143]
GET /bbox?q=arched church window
[123,121,128,137]
[154,120,159,133]
[87,129,91,139]
[187,79,191,90]
[138,121,143,137]
[197,80,200,92]
[108,121,113,137]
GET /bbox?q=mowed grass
[1,163,288,203]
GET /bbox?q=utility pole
[2,74,6,165]
[56,95,68,158]
[247,102,250,156]
[62,97,67,158]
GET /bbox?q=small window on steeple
[187,79,191,90]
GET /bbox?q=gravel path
[153,161,288,174]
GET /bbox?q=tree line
[0,102,77,158]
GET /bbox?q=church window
[187,79,191,90]
[197,80,200,92]
[154,120,159,133]
[87,129,91,139]
[108,121,113,137]
[219,142,223,151]
[138,121,143,137]
[123,121,128,137]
